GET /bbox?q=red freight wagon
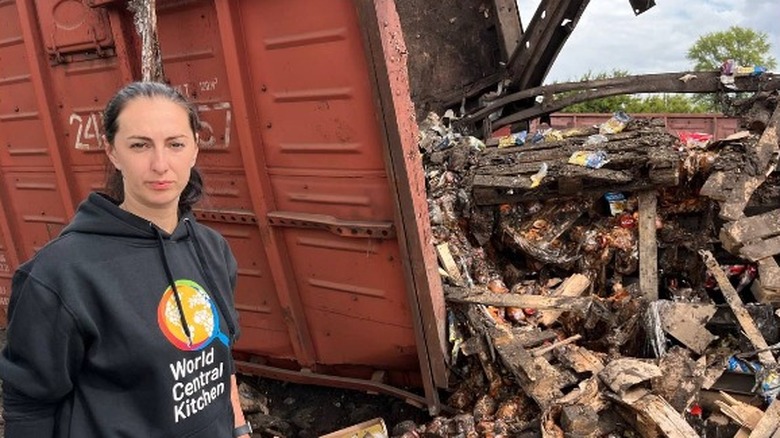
[548,113,740,140]
[0,0,447,411]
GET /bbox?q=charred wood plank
[700,250,777,366]
[506,0,590,91]
[629,394,701,438]
[538,274,591,326]
[639,191,659,300]
[493,0,522,62]
[754,266,780,300]
[740,236,780,262]
[473,168,678,204]
[474,127,680,204]
[704,102,780,220]
[553,345,605,374]
[465,305,572,409]
[657,301,719,355]
[720,209,780,254]
[446,285,592,311]
[748,398,780,438]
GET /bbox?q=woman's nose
[150,146,169,173]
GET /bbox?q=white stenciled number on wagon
[69,112,104,150]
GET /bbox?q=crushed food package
[568,150,609,169]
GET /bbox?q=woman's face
[106,96,198,218]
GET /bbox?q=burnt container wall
[395,0,504,119]
[0,0,430,381]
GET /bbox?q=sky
[515,0,780,84]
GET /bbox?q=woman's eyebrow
[126,135,187,141]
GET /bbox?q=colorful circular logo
[157,279,229,351]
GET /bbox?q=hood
[61,192,194,241]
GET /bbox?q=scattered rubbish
[411,90,780,437]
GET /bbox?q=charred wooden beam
[720,209,780,254]
[446,286,592,311]
[460,71,780,130]
[748,398,780,438]
[493,0,523,62]
[700,250,777,367]
[700,98,780,220]
[638,191,659,300]
[472,126,680,204]
[465,305,574,409]
[506,0,590,91]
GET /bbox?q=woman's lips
[148,181,174,190]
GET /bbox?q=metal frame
[353,0,450,414]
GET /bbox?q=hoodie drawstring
[154,227,194,347]
[184,218,237,344]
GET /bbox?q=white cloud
[515,0,780,83]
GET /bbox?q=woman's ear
[104,135,120,171]
[192,134,199,168]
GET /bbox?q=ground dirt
[240,375,431,437]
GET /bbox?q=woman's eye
[170,142,185,148]
[129,142,147,149]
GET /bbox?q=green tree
[562,70,634,113]
[624,94,708,113]
[687,26,777,71]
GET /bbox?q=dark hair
[102,81,204,212]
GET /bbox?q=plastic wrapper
[584,133,608,145]
[531,128,550,144]
[759,369,780,403]
[599,111,631,134]
[568,150,609,169]
[604,192,627,216]
[544,129,564,142]
[497,130,527,148]
[677,131,713,149]
[529,162,548,188]
[727,355,760,373]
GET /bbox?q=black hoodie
[0,193,240,437]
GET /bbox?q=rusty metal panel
[202,218,295,359]
[270,173,396,220]
[156,0,244,169]
[34,0,114,59]
[355,0,448,409]
[0,0,53,168]
[233,0,422,373]
[2,171,69,257]
[282,228,417,368]
[238,1,387,173]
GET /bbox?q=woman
[0,82,252,437]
